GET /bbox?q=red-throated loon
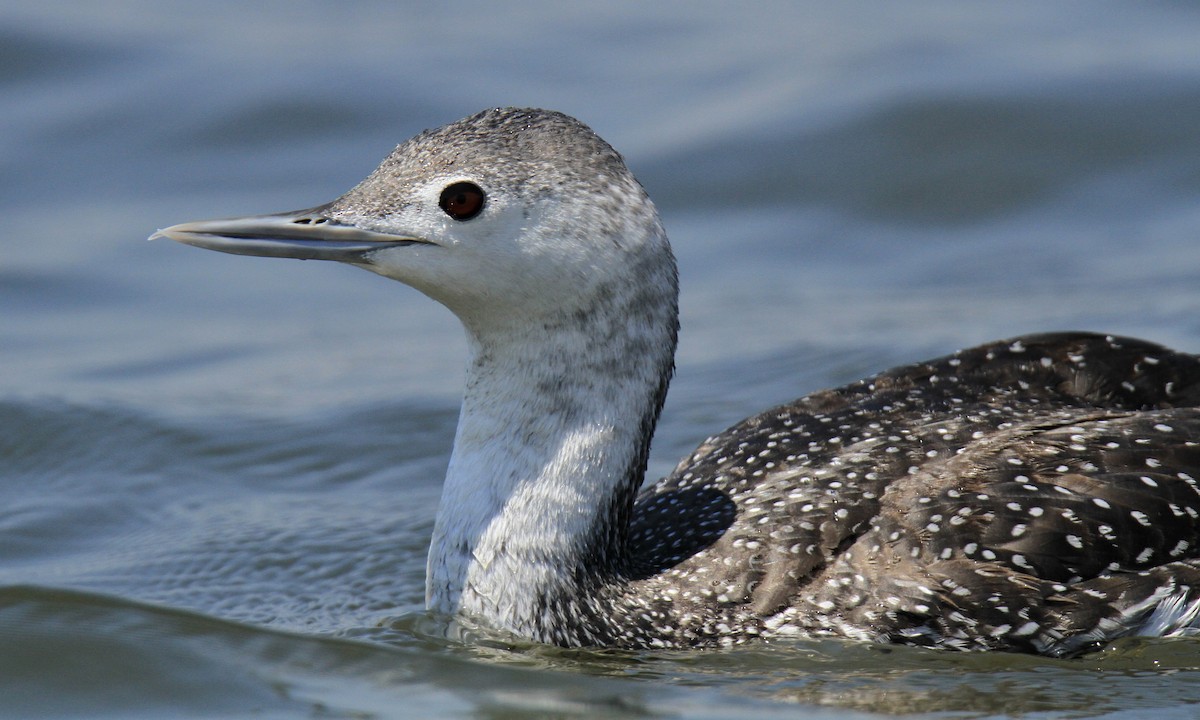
[154,107,1200,655]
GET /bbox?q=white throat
[424,250,677,640]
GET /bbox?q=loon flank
[155,107,1200,655]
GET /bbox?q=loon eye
[438,181,486,221]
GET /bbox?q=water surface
[4,2,1200,717]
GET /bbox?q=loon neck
[425,267,678,637]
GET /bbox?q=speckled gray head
[335,107,638,220]
[154,107,677,336]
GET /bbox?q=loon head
[153,107,677,337]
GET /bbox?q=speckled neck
[425,243,678,640]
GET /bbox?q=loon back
[155,107,1200,655]
[624,331,1200,654]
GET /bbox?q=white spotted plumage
[157,107,1200,655]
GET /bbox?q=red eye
[438,181,486,220]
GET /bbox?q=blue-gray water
[4,2,1200,718]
